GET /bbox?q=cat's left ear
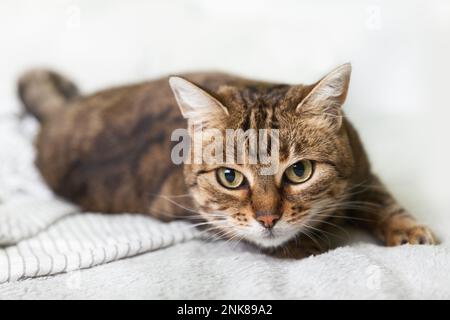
[169,76,229,124]
[296,63,351,129]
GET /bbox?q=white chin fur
[247,234,294,248]
[237,221,300,249]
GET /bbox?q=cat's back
[35,71,243,213]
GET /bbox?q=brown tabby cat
[17,64,436,258]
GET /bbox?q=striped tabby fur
[17,64,436,258]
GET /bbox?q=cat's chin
[244,229,298,249]
[249,235,293,249]
[233,220,300,248]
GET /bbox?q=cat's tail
[17,69,80,122]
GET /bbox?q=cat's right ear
[169,76,229,124]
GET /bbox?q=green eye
[216,168,245,189]
[284,160,313,184]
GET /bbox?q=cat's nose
[256,214,279,229]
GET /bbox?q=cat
[17,63,436,258]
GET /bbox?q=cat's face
[170,64,354,248]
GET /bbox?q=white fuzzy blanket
[0,114,449,299]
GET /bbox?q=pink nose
[256,215,279,229]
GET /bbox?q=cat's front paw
[385,225,436,246]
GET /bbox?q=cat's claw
[385,225,436,246]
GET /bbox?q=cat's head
[169,64,354,248]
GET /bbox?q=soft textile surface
[0,104,449,299]
[0,199,199,283]
[1,241,450,299]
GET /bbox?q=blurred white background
[0,0,449,238]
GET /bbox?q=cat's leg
[352,174,436,246]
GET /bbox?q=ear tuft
[169,76,228,123]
